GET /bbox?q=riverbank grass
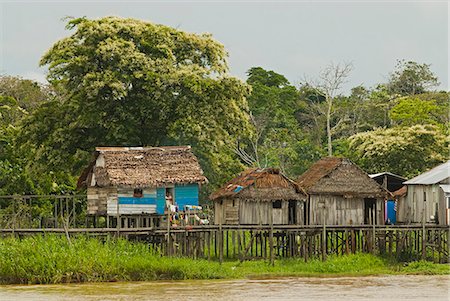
[0,235,448,284]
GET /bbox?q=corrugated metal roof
[369,172,406,181]
[439,184,450,194]
[404,161,450,185]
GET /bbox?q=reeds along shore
[0,235,448,285]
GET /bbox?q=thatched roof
[210,168,306,201]
[297,157,388,198]
[78,146,207,188]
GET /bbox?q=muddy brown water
[0,275,449,301]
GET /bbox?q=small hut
[210,168,307,225]
[403,161,450,225]
[297,157,388,225]
[78,146,207,225]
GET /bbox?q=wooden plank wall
[87,187,117,215]
[214,199,305,225]
[309,195,384,225]
[406,185,445,224]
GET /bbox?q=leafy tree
[234,67,321,176]
[302,62,353,156]
[24,16,252,193]
[390,97,440,126]
[0,76,49,111]
[388,60,439,96]
[347,125,448,177]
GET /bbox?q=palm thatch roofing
[296,157,388,198]
[209,168,307,201]
[78,146,207,188]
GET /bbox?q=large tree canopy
[23,16,252,192]
[387,60,439,96]
[235,67,321,176]
[347,125,448,177]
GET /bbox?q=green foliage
[1,236,447,284]
[0,76,49,111]
[21,16,252,195]
[402,260,450,275]
[348,125,448,177]
[390,97,440,126]
[239,67,322,176]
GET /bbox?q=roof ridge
[95,145,191,152]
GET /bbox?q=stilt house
[78,146,207,222]
[402,161,450,225]
[297,157,388,225]
[210,168,307,225]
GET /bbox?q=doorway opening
[288,200,297,225]
[364,198,377,224]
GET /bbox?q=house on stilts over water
[210,168,307,225]
[297,157,389,226]
[402,160,450,225]
[77,146,207,227]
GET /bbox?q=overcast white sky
[0,0,448,93]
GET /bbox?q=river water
[0,275,449,301]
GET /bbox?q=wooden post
[219,219,223,264]
[73,198,77,228]
[422,207,426,260]
[372,208,376,254]
[269,206,274,266]
[116,198,120,237]
[322,204,326,261]
[167,211,171,256]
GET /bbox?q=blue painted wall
[385,200,397,224]
[118,197,156,205]
[156,188,166,214]
[117,184,199,214]
[175,184,199,209]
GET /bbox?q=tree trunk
[326,96,332,156]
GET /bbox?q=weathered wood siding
[214,199,239,225]
[396,194,409,224]
[87,187,117,215]
[405,184,446,224]
[309,195,384,225]
[111,188,157,215]
[214,199,305,225]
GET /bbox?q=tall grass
[0,235,448,284]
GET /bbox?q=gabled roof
[369,172,406,181]
[369,172,407,193]
[297,157,387,198]
[78,146,207,188]
[209,168,306,201]
[297,157,342,191]
[403,161,450,185]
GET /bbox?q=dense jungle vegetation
[0,16,448,199]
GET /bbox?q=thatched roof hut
[297,157,388,225]
[78,146,207,188]
[210,168,307,225]
[78,146,207,217]
[297,157,387,198]
[210,168,306,201]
